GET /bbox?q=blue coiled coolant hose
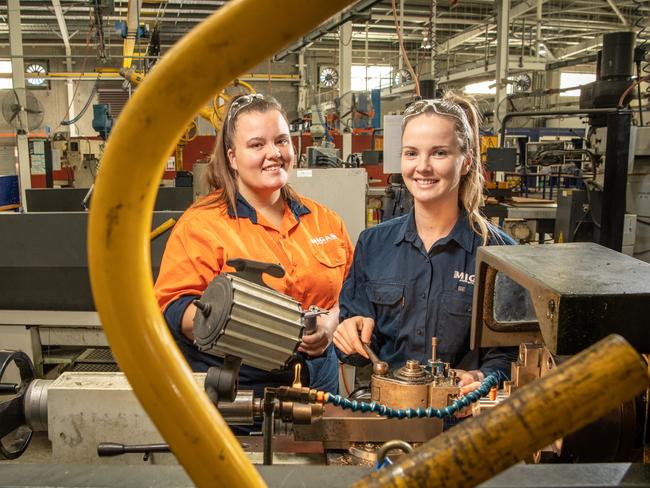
[325,374,497,419]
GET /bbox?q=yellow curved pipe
[86,1,354,487]
[235,79,255,93]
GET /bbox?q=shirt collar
[439,210,476,254]
[393,207,476,254]
[393,210,418,245]
[226,192,311,224]
[287,197,311,220]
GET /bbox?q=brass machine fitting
[369,338,460,411]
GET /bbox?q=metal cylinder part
[217,390,258,425]
[354,334,650,488]
[23,379,51,433]
[282,402,323,425]
[22,379,261,431]
[194,274,305,371]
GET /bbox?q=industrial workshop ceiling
[0,0,645,83]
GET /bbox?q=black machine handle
[0,350,36,460]
[97,442,171,462]
[226,258,285,287]
[204,355,241,405]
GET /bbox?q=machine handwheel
[0,350,36,460]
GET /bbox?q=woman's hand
[453,369,485,418]
[332,315,375,358]
[456,369,485,395]
[298,305,339,357]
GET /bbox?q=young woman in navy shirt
[334,93,515,395]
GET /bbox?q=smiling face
[401,112,470,210]
[227,109,294,200]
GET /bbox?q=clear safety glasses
[225,93,266,127]
[402,99,472,147]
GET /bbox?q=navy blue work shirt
[338,209,517,382]
[163,193,339,398]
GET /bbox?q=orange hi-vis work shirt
[155,192,354,315]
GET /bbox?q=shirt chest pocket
[437,293,473,356]
[366,282,404,339]
[313,242,347,269]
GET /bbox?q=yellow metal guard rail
[87,1,354,486]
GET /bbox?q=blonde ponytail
[442,91,491,244]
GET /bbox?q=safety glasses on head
[402,99,472,147]
[225,93,266,127]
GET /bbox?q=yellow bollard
[354,334,650,488]
[87,1,355,487]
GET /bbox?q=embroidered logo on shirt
[453,270,475,285]
[310,233,339,245]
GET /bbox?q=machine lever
[363,344,389,376]
[97,442,170,460]
[0,382,19,394]
[292,363,302,388]
[0,350,35,460]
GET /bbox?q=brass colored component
[371,359,459,410]
[510,343,545,392]
[372,376,430,409]
[372,362,389,376]
[285,402,323,425]
[510,343,560,394]
[363,343,389,376]
[449,369,457,384]
[354,334,650,488]
[292,363,302,388]
[394,360,427,381]
[293,406,443,449]
[428,385,459,410]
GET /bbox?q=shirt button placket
[426,253,434,339]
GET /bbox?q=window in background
[464,79,516,95]
[0,60,12,89]
[464,80,496,95]
[560,72,596,97]
[351,65,392,91]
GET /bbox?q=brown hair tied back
[202,93,300,214]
